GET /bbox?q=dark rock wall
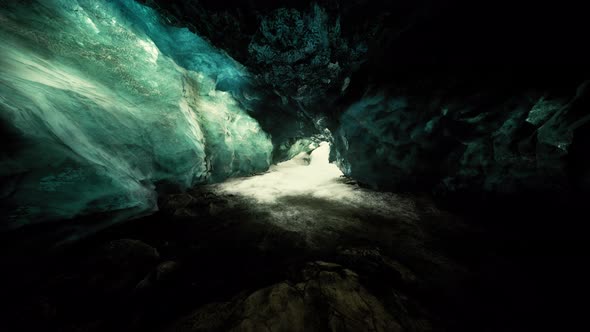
[334,71,590,197]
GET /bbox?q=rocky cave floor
[2,175,583,332]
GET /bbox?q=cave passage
[216,142,344,202]
[208,142,423,247]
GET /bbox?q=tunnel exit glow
[216,142,345,203]
[214,141,419,227]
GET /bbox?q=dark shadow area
[3,183,585,331]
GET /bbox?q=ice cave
[1,0,588,331]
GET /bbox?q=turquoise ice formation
[0,0,273,231]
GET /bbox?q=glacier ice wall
[0,0,273,231]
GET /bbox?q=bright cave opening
[215,142,345,203]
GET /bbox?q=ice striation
[0,0,273,232]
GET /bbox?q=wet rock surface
[170,262,406,332]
